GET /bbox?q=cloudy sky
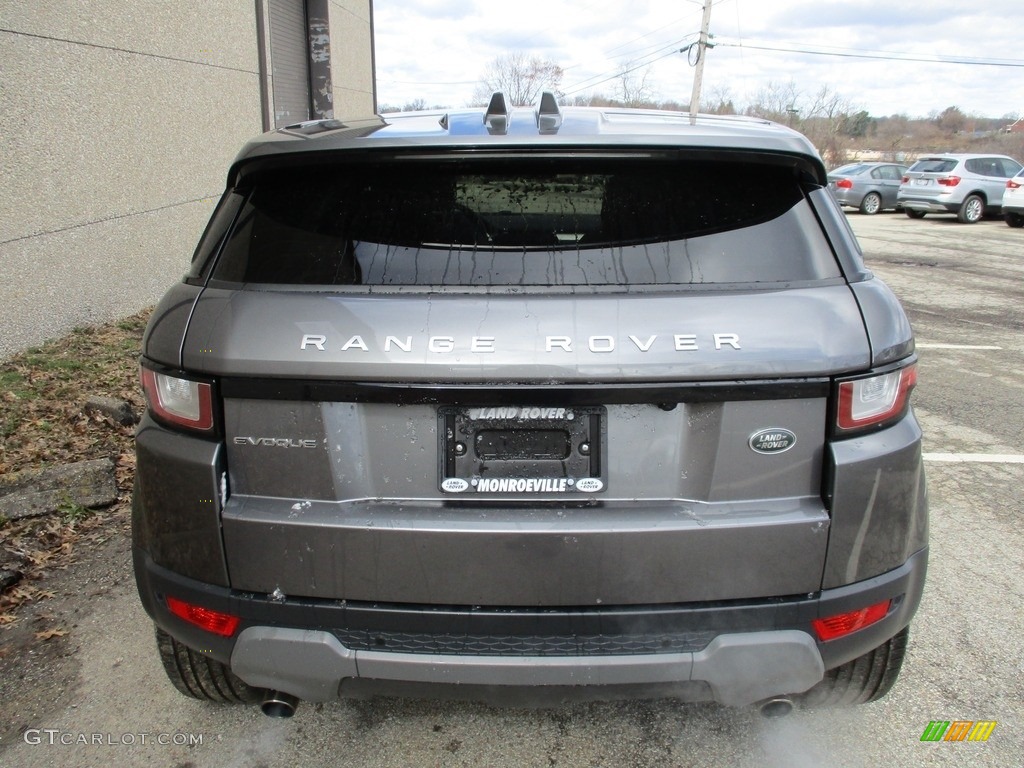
[372,0,1024,119]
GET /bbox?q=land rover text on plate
[133,94,927,718]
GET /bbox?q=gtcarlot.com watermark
[24,729,203,746]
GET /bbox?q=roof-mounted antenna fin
[535,91,562,134]
[484,92,509,135]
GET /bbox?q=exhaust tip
[758,697,795,718]
[261,690,299,718]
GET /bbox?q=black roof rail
[484,92,509,134]
[535,91,562,134]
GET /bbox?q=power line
[562,42,695,95]
[717,41,1024,68]
[603,13,695,59]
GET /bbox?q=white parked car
[1002,169,1024,228]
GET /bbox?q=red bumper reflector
[812,599,891,641]
[166,596,240,637]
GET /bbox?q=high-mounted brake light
[141,368,214,431]
[836,178,853,189]
[812,600,891,641]
[836,363,917,432]
[166,596,240,637]
[937,176,961,187]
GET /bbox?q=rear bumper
[135,546,927,707]
[897,197,958,214]
[231,627,823,707]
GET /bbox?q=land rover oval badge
[749,428,797,455]
[441,478,469,493]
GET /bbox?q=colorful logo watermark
[920,721,997,742]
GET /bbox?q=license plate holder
[438,406,606,495]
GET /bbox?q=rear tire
[859,192,882,215]
[905,209,926,219]
[1006,212,1024,228]
[798,627,909,707]
[155,627,262,703]
[957,194,984,223]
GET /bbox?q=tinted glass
[998,159,1022,177]
[211,159,840,287]
[964,158,1006,176]
[831,163,866,176]
[187,192,245,280]
[909,159,957,174]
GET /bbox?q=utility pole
[688,0,713,123]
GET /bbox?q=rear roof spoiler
[472,91,562,136]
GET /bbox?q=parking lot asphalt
[1,212,1021,767]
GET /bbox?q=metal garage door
[268,0,311,128]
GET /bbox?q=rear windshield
[207,158,840,288]
[830,163,867,176]
[908,158,958,174]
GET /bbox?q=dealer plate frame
[438,405,606,495]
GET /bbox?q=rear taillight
[166,596,240,637]
[901,176,909,183]
[141,367,214,432]
[836,363,917,433]
[936,176,961,187]
[1008,179,1022,189]
[836,178,853,189]
[812,600,891,641]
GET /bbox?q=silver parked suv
[133,94,928,718]
[898,153,1023,223]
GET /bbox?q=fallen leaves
[0,583,58,626]
[0,311,148,478]
[34,627,68,641]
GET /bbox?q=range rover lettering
[133,93,927,719]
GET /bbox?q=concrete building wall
[329,0,375,115]
[0,0,374,359]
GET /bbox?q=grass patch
[58,497,94,525]
[0,311,149,477]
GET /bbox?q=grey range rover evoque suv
[133,93,927,718]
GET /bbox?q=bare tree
[872,114,913,161]
[617,62,654,108]
[744,82,858,166]
[378,98,447,114]
[704,85,737,115]
[801,85,858,167]
[473,52,564,107]
[745,80,800,123]
[933,105,968,135]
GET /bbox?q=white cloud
[371,0,1024,118]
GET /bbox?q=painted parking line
[916,344,1002,350]
[923,453,1024,464]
